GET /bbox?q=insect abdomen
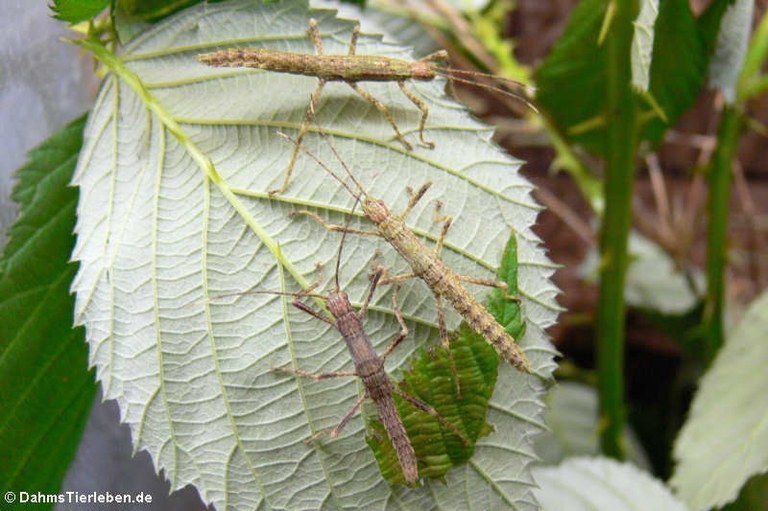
[437,275,531,373]
[365,373,418,484]
[197,49,419,82]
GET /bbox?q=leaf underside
[534,457,688,511]
[71,1,559,509]
[671,289,768,511]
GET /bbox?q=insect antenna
[276,128,364,293]
[312,127,368,200]
[333,194,362,292]
[433,69,539,113]
[276,131,363,201]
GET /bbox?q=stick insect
[196,18,532,195]
[262,219,468,485]
[281,130,532,378]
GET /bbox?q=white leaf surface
[535,382,649,469]
[71,1,559,509]
[631,0,659,91]
[671,289,768,510]
[534,457,688,511]
[580,231,704,314]
[708,0,753,104]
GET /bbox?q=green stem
[704,106,739,363]
[597,0,638,460]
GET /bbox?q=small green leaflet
[367,234,526,484]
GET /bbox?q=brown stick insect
[196,18,532,195]
[245,215,468,485]
[280,129,532,379]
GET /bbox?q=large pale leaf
[708,0,753,104]
[70,1,559,509]
[534,382,649,469]
[533,457,689,511]
[671,289,768,510]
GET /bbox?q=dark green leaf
[118,0,227,22]
[535,0,609,155]
[367,234,525,484]
[51,0,110,23]
[699,0,738,53]
[535,0,711,155]
[642,0,708,143]
[0,115,96,504]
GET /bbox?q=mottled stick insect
[263,218,468,485]
[197,18,532,195]
[280,130,532,381]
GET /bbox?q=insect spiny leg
[270,79,327,195]
[382,285,409,359]
[434,293,462,399]
[305,394,367,444]
[288,210,380,236]
[393,386,469,445]
[399,181,432,220]
[432,202,453,256]
[359,265,384,317]
[398,81,435,149]
[348,24,360,55]
[347,82,413,151]
[308,18,324,54]
[272,366,356,380]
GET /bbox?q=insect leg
[312,394,367,442]
[346,82,414,151]
[381,285,409,359]
[398,181,432,220]
[308,18,324,54]
[330,394,368,437]
[455,274,520,301]
[289,210,381,236]
[272,366,356,380]
[434,293,462,398]
[291,299,334,324]
[271,79,327,195]
[348,24,360,55]
[398,81,435,149]
[392,387,469,445]
[420,50,450,64]
[378,272,417,286]
[358,265,383,317]
[431,203,452,256]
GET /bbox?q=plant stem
[704,105,739,363]
[597,0,638,460]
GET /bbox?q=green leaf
[535,0,708,154]
[366,322,499,485]
[51,0,110,23]
[366,233,526,484]
[671,289,768,510]
[0,115,96,502]
[535,0,609,155]
[534,457,689,511]
[642,0,707,142]
[70,1,559,508]
[119,0,202,20]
